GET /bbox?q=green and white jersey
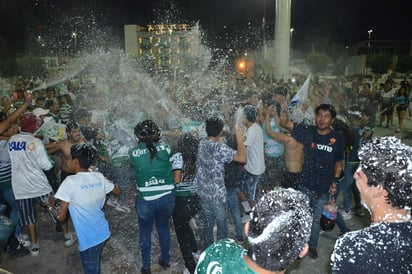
[195,239,257,274]
[129,141,175,201]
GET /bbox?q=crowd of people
[0,71,411,274]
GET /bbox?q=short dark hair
[315,104,337,118]
[66,121,81,133]
[71,143,97,169]
[358,136,412,209]
[205,116,224,137]
[243,105,258,123]
[247,188,312,272]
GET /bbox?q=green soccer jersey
[129,141,175,201]
[195,239,257,274]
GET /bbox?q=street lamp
[72,32,77,53]
[367,29,373,49]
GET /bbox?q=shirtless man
[265,105,303,189]
[46,122,86,182]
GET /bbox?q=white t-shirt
[244,123,266,175]
[55,171,114,251]
[9,133,54,199]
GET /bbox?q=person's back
[195,116,245,248]
[332,222,411,273]
[9,114,54,199]
[195,188,313,274]
[129,120,176,274]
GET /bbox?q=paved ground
[1,113,411,274]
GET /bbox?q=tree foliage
[15,55,47,78]
[0,59,18,77]
[396,55,412,74]
[366,54,392,74]
[306,52,332,74]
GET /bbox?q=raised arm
[233,125,246,164]
[265,105,291,144]
[0,91,33,134]
[279,102,295,132]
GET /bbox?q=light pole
[367,29,373,49]
[290,28,294,58]
[72,32,77,54]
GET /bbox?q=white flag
[288,74,311,109]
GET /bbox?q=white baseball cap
[32,107,50,117]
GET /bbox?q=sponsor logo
[145,177,165,187]
[9,141,36,151]
[317,144,333,152]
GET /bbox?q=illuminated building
[124,24,190,72]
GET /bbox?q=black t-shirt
[331,222,412,273]
[291,124,344,194]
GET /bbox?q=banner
[288,74,311,109]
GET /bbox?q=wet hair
[205,116,224,137]
[315,104,337,119]
[247,188,312,272]
[66,121,81,133]
[243,104,258,123]
[134,120,161,161]
[177,133,199,182]
[358,136,412,209]
[70,143,97,169]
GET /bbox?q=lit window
[139,37,142,44]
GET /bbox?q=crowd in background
[0,70,411,273]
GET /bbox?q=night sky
[0,0,411,56]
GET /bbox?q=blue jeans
[199,197,228,248]
[226,186,243,239]
[135,193,175,270]
[239,170,262,201]
[299,186,329,249]
[341,162,359,211]
[333,176,350,234]
[1,188,21,236]
[80,242,104,274]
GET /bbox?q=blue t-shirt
[291,124,344,194]
[55,172,114,251]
